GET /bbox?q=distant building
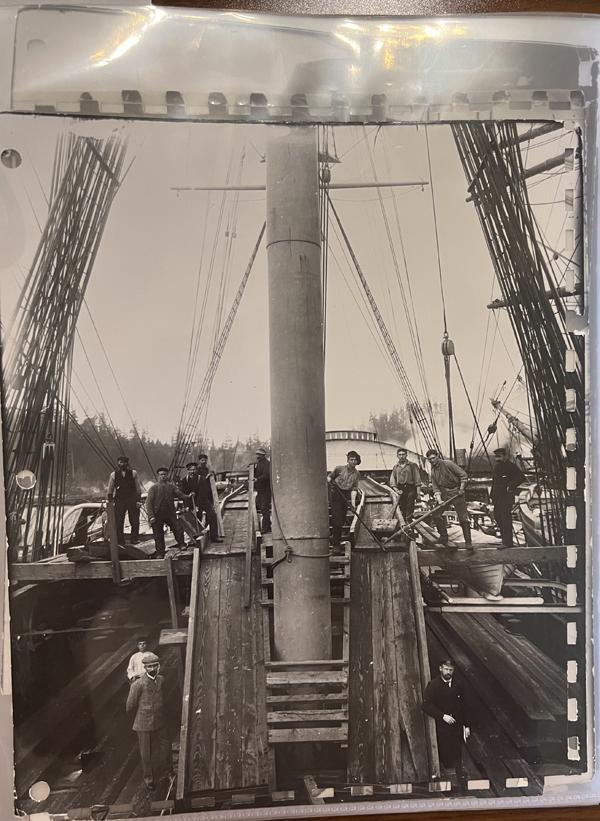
[325,430,427,478]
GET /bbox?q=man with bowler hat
[126,652,170,790]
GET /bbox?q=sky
[0,114,575,455]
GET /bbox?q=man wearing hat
[126,652,170,790]
[180,461,222,543]
[389,447,422,521]
[425,450,471,548]
[491,447,525,548]
[254,449,271,533]
[328,451,361,549]
[107,456,143,545]
[146,468,191,557]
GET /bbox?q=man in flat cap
[328,451,361,549]
[254,449,271,533]
[146,468,191,557]
[180,461,222,543]
[491,447,525,548]
[107,455,143,545]
[126,652,170,790]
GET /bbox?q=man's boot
[461,522,473,548]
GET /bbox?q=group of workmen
[107,449,273,555]
[109,440,524,555]
[328,444,526,549]
[125,633,474,792]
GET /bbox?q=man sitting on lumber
[423,658,471,790]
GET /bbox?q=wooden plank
[165,554,181,629]
[443,614,557,721]
[159,627,188,646]
[266,660,347,669]
[106,500,122,584]
[471,614,566,707]
[347,549,374,782]
[9,559,193,581]
[303,775,325,805]
[268,727,347,743]
[252,555,273,788]
[241,555,258,787]
[267,693,348,704]
[188,559,222,792]
[371,555,387,783]
[417,545,567,567]
[176,548,202,801]
[389,554,426,783]
[216,557,244,790]
[427,604,582,614]
[267,710,348,723]
[408,543,440,778]
[266,671,347,685]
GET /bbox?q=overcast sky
[0,114,574,455]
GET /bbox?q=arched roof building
[325,430,426,476]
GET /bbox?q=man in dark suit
[180,461,222,543]
[423,659,471,783]
[126,652,170,790]
[254,448,272,533]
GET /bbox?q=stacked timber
[427,611,570,791]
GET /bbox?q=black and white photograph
[0,99,588,819]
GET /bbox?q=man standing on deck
[126,652,171,790]
[107,456,143,545]
[181,461,222,544]
[254,449,272,533]
[389,447,422,521]
[425,450,472,548]
[423,659,471,788]
[491,447,526,548]
[146,468,191,557]
[328,451,361,550]
[127,636,148,683]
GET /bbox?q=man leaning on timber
[107,455,143,545]
[126,652,171,790]
[389,447,421,521]
[146,468,191,557]
[426,450,472,548]
[492,447,525,548]
[180,460,222,544]
[423,658,471,789]
[328,450,360,551]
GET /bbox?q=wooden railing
[244,464,260,608]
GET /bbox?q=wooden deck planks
[184,553,269,796]
[348,550,431,785]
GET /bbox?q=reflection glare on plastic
[1,149,22,169]
[16,469,36,490]
[28,780,51,802]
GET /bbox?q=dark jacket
[491,460,526,501]
[126,673,166,731]
[423,675,467,726]
[180,474,212,506]
[146,482,187,520]
[254,459,271,492]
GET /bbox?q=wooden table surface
[151,0,598,817]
